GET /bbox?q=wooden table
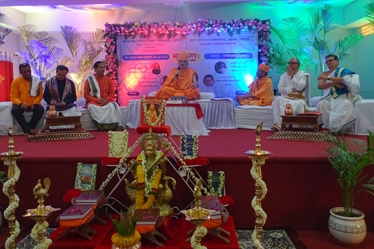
[281,114,320,132]
[44,115,83,132]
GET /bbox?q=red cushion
[100,157,134,166]
[219,195,234,206]
[63,188,82,203]
[176,157,209,166]
[136,125,171,136]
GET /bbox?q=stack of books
[75,189,105,206]
[133,208,160,226]
[200,196,222,220]
[60,205,92,220]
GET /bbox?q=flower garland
[135,151,163,209]
[141,96,166,126]
[112,231,141,247]
[104,18,271,92]
[2,162,21,249]
[191,225,208,249]
[30,220,52,249]
[250,158,268,249]
[207,171,225,197]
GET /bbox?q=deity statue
[125,129,176,217]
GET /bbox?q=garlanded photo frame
[207,170,226,197]
[180,133,199,159]
[74,162,97,190]
[140,96,167,126]
[108,130,128,157]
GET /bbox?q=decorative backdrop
[104,18,271,104]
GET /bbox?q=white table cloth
[198,99,236,129]
[0,102,13,135]
[354,99,374,135]
[126,100,209,136]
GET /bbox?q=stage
[0,129,373,232]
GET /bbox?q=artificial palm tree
[270,4,362,73]
[0,13,12,46]
[269,16,315,73]
[364,1,374,25]
[60,25,105,97]
[18,24,65,80]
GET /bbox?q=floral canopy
[104,18,272,95]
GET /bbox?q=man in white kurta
[272,58,310,129]
[84,61,122,130]
[316,54,359,132]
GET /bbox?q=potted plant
[111,211,141,249]
[326,132,374,246]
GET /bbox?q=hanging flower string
[104,18,272,92]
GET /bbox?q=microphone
[176,67,180,79]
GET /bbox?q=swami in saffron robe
[239,76,274,106]
[156,67,199,100]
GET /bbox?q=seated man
[156,52,199,100]
[272,58,310,129]
[10,63,44,135]
[235,63,273,106]
[43,65,79,114]
[316,54,359,132]
[84,61,122,131]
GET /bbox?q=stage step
[95,215,239,249]
[48,214,116,249]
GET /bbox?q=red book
[200,196,221,220]
[60,205,92,220]
[75,190,104,204]
[133,208,160,226]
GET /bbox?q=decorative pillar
[246,122,271,249]
[1,128,23,249]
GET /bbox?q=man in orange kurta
[156,53,199,100]
[84,61,122,130]
[236,63,273,106]
[10,63,44,135]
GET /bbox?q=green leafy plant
[111,210,137,236]
[270,4,362,73]
[326,132,374,217]
[269,17,315,73]
[364,1,374,26]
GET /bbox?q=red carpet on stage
[1,129,373,234]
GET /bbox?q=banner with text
[117,31,258,105]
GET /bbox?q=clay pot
[48,105,57,117]
[284,103,293,115]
